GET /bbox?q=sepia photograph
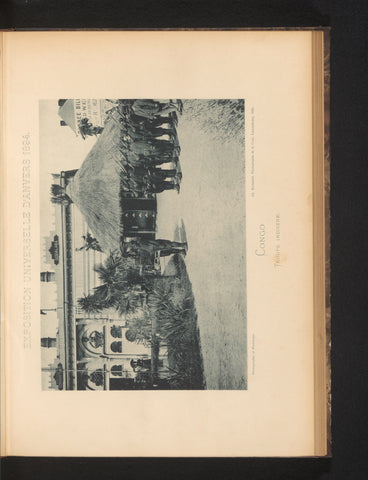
[1,31,328,457]
[40,98,247,391]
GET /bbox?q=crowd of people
[104,99,188,260]
[113,99,183,195]
[122,237,188,259]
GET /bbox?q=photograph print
[40,99,247,390]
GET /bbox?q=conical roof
[66,114,125,253]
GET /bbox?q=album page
[2,30,318,456]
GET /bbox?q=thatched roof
[66,114,124,253]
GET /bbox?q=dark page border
[1,1,368,479]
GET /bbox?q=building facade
[41,170,168,390]
[58,99,118,137]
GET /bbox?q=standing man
[122,238,188,258]
[148,167,177,181]
[131,99,182,119]
[129,111,178,130]
[146,178,180,194]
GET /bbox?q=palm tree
[78,118,104,139]
[93,252,122,302]
[77,251,153,316]
[50,184,72,205]
[116,289,146,315]
[77,254,125,315]
[77,294,107,314]
[76,232,102,252]
[94,251,140,289]
[93,251,146,313]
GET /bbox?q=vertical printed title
[22,133,32,349]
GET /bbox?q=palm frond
[77,294,106,314]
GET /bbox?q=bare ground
[156,100,247,390]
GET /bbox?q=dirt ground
[156,100,247,390]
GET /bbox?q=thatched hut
[66,115,126,252]
[66,112,157,253]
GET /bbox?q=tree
[93,251,142,297]
[93,252,124,303]
[77,251,150,316]
[76,232,102,252]
[78,118,104,139]
[77,293,107,314]
[115,289,145,315]
[95,252,148,310]
[50,184,72,205]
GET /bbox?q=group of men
[113,99,188,260]
[115,99,183,195]
[122,237,188,259]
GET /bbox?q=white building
[41,170,168,390]
[58,99,118,137]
